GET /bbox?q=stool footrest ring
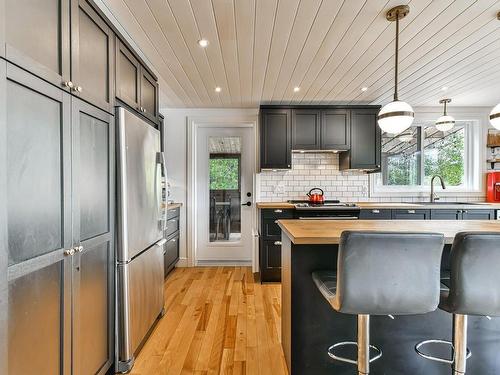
[328,341,382,365]
[415,339,471,365]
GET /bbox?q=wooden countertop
[277,219,500,245]
[166,202,182,210]
[256,202,295,209]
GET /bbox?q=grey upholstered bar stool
[312,231,445,375]
[415,232,500,375]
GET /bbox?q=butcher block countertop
[277,219,500,245]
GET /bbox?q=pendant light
[378,5,414,134]
[436,98,455,132]
[490,13,500,129]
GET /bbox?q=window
[372,120,481,195]
[209,156,240,190]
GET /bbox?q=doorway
[193,125,255,265]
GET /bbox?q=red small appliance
[486,172,500,202]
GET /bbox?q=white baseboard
[175,257,188,267]
[195,259,252,267]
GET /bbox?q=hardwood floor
[129,267,289,375]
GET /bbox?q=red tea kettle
[307,188,324,204]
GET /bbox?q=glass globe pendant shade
[490,103,500,130]
[377,100,415,134]
[435,115,455,132]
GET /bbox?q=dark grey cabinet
[321,109,350,150]
[3,0,71,89]
[391,209,430,220]
[164,207,180,277]
[340,108,381,171]
[260,109,292,169]
[4,61,72,375]
[1,63,114,375]
[71,0,114,113]
[71,98,114,375]
[259,208,293,282]
[359,209,392,220]
[292,109,321,150]
[116,40,159,123]
[140,67,159,122]
[430,209,462,220]
[461,209,495,220]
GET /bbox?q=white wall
[161,108,259,266]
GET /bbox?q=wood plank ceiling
[96,0,500,109]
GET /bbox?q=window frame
[370,111,484,198]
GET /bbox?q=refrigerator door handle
[156,152,168,230]
[155,238,167,247]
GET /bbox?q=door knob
[242,202,252,207]
[64,248,75,256]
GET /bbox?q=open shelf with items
[487,129,500,170]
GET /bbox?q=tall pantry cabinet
[0,1,116,374]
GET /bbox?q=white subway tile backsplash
[258,153,483,203]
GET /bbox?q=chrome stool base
[328,341,382,365]
[415,339,471,365]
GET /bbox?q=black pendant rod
[394,11,400,101]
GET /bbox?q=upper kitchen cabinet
[70,0,114,113]
[321,109,350,150]
[260,108,292,169]
[340,108,381,171]
[292,109,321,150]
[3,0,71,89]
[116,40,159,123]
[140,67,159,123]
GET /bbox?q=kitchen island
[278,219,500,375]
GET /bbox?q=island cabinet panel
[359,208,392,220]
[70,0,114,113]
[291,109,321,150]
[392,209,430,220]
[260,109,292,169]
[340,108,381,171]
[321,109,350,150]
[259,208,293,282]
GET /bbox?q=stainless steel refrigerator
[115,107,166,373]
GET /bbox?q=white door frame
[187,115,258,268]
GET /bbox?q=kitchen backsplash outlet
[257,153,485,203]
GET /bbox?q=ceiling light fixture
[489,13,500,129]
[215,86,221,93]
[293,86,300,93]
[436,98,455,132]
[361,87,368,92]
[377,5,414,134]
[441,86,448,91]
[198,39,209,48]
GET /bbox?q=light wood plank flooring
[129,267,289,375]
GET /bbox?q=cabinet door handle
[274,220,278,224]
[408,210,416,214]
[77,245,83,253]
[63,81,74,89]
[372,209,380,214]
[274,241,282,246]
[64,248,75,256]
[274,209,283,213]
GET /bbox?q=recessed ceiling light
[198,39,209,48]
[293,86,300,93]
[441,86,448,91]
[215,86,221,93]
[361,87,368,92]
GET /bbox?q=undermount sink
[424,202,481,205]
